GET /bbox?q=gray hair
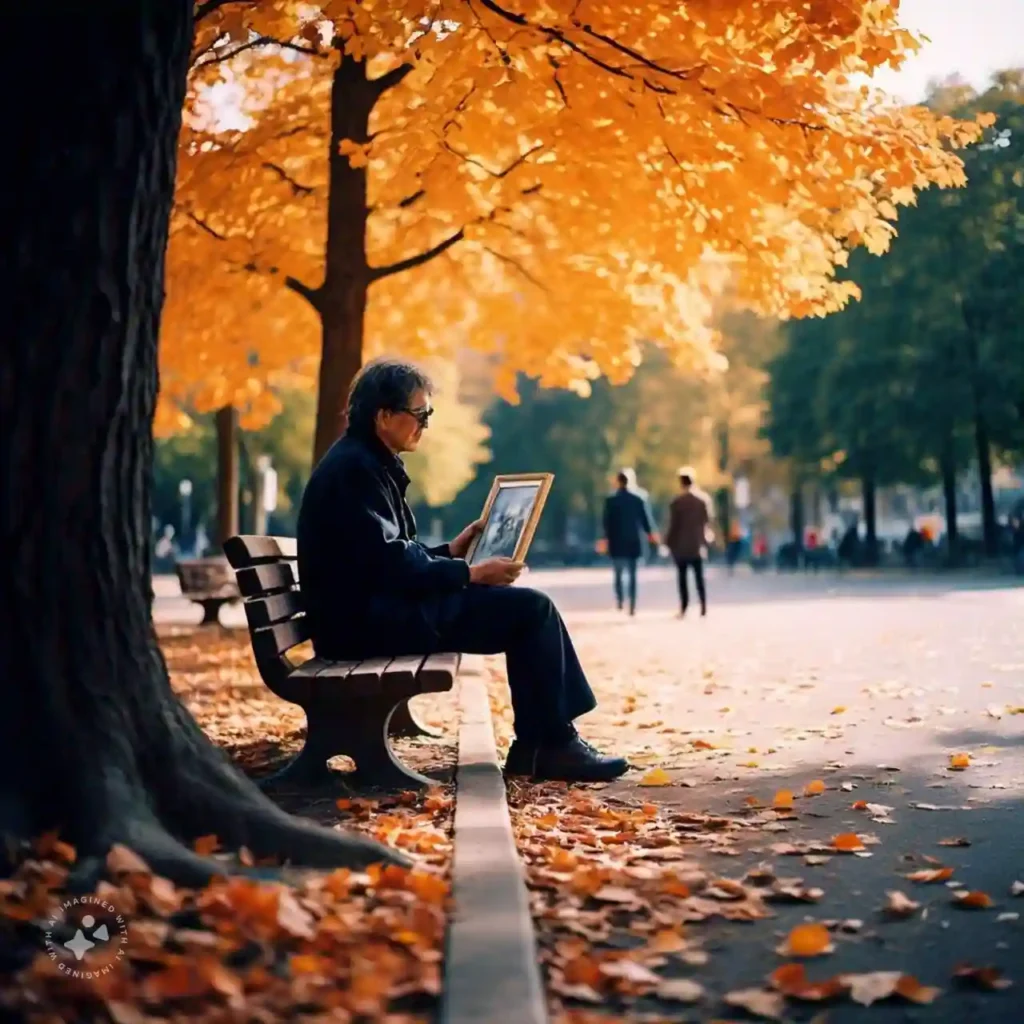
[346,358,433,436]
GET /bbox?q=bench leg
[261,698,433,791]
[197,599,224,626]
[388,697,443,740]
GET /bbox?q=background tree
[2,4,396,882]
[165,0,989,462]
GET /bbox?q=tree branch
[482,246,547,291]
[441,140,543,178]
[263,162,316,196]
[284,275,323,311]
[370,63,414,95]
[194,0,253,23]
[195,35,322,68]
[181,208,229,241]
[369,229,465,282]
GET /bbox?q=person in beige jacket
[664,466,713,617]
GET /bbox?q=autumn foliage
[161,0,990,453]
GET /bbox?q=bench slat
[419,652,460,693]
[251,617,310,663]
[223,534,297,568]
[347,656,394,688]
[235,562,296,598]
[382,654,426,689]
[244,591,304,629]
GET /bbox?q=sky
[869,0,1024,102]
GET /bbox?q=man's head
[347,359,434,454]
[678,465,696,490]
[616,471,629,489]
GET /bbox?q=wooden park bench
[175,556,240,625]
[222,534,459,790]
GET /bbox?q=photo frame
[466,473,554,567]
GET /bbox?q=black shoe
[505,732,630,782]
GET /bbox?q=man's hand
[595,538,608,555]
[449,518,484,560]
[647,532,661,546]
[469,557,523,586]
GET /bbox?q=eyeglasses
[400,405,434,428]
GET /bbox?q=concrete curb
[440,670,547,1024]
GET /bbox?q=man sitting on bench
[297,358,629,783]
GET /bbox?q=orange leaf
[831,833,865,852]
[648,929,687,953]
[953,964,1013,990]
[949,752,970,770]
[894,975,943,1004]
[770,963,848,1000]
[953,890,994,909]
[549,848,578,871]
[906,867,954,883]
[773,789,794,809]
[804,780,826,796]
[851,800,868,810]
[777,923,833,957]
[193,834,219,856]
[692,739,716,750]
[563,955,603,987]
[638,767,672,787]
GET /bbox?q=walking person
[601,470,658,615]
[665,466,712,618]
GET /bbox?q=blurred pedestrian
[665,466,712,618]
[601,470,658,615]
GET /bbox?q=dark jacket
[296,431,470,659]
[603,488,653,559]
[666,490,710,561]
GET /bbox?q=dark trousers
[611,557,638,611]
[674,557,706,613]
[434,585,597,745]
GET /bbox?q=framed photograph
[467,473,554,566]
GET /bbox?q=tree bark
[940,435,959,563]
[974,410,999,557]
[215,405,239,547]
[1,6,397,883]
[312,54,376,466]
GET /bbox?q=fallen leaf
[768,879,824,903]
[593,885,638,904]
[884,890,920,917]
[997,912,1020,922]
[937,837,971,847]
[851,800,868,810]
[1011,881,1024,897]
[647,929,687,953]
[656,978,704,1002]
[804,780,826,796]
[599,959,661,985]
[906,867,954,883]
[831,706,847,715]
[772,789,794,809]
[776,923,833,957]
[692,739,717,750]
[638,767,673,787]
[953,890,994,909]
[949,752,971,770]
[107,844,150,875]
[562,955,603,987]
[844,971,941,1006]
[724,988,786,1019]
[831,833,865,853]
[769,963,848,1000]
[953,965,1013,991]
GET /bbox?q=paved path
[530,568,1024,1022]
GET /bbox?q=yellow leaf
[831,706,847,715]
[638,767,672,787]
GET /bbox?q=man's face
[377,387,433,454]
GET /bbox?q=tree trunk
[1,6,396,883]
[974,410,999,557]
[941,436,959,562]
[215,405,239,548]
[312,55,375,466]
[789,484,805,549]
[862,471,879,565]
